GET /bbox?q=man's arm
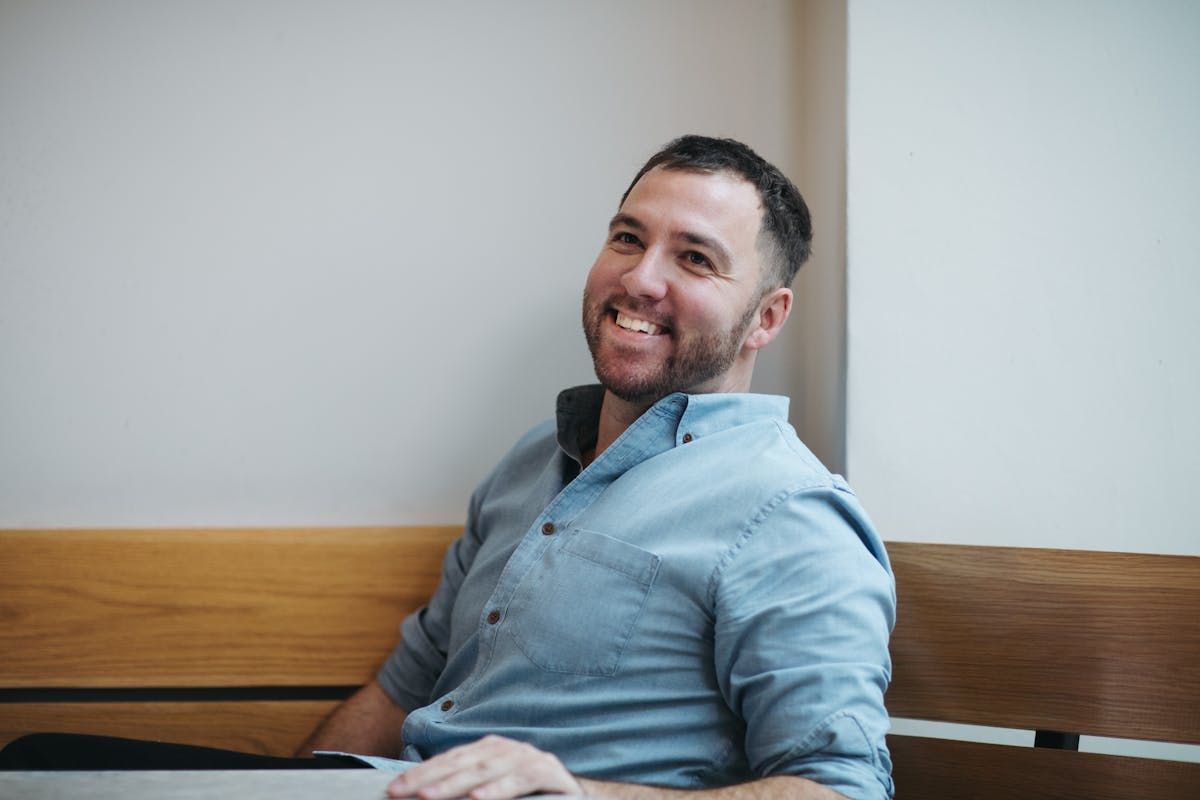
[385,735,849,800]
[294,679,408,758]
[578,775,845,800]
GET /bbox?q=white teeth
[615,312,662,335]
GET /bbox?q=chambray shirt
[377,386,895,799]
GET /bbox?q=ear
[743,287,792,352]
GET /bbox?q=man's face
[582,166,771,406]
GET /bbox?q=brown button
[487,610,501,625]
[440,699,454,712]
[682,433,694,443]
[541,522,556,535]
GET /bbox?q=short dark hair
[620,135,813,290]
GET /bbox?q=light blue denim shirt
[378,386,895,799]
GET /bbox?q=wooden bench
[3,529,1197,798]
[885,541,1200,799]
[0,527,458,757]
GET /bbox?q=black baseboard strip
[1033,730,1081,750]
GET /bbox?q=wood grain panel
[0,700,340,756]
[886,542,1200,743]
[889,735,1200,800]
[0,527,460,688]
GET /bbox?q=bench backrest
[0,527,458,756]
[3,529,1197,796]
[886,541,1200,799]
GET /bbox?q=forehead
[619,167,764,252]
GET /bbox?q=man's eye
[613,232,640,245]
[685,251,712,268]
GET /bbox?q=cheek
[582,267,600,296]
[672,290,731,331]
[583,257,618,299]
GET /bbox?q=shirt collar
[555,384,605,464]
[676,391,790,441]
[554,384,790,462]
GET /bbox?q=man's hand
[385,736,848,800]
[386,735,585,800]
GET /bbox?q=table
[0,769,400,799]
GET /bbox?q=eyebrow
[608,213,645,233]
[608,213,733,269]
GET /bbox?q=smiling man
[580,160,795,463]
[357,136,896,800]
[1,137,895,800]
[583,166,778,402]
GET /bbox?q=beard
[582,292,760,406]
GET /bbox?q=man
[301,136,895,799]
[1,136,894,799]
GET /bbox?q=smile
[614,311,666,336]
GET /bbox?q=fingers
[387,735,583,800]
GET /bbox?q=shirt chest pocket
[508,529,661,676]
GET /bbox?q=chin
[593,365,662,404]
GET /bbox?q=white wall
[0,0,828,527]
[788,0,849,475]
[845,0,1200,762]
[846,0,1200,557]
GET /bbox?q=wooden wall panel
[889,735,1200,800]
[886,541,1200,743]
[0,527,460,688]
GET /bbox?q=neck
[585,355,761,467]
[586,391,653,468]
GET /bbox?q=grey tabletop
[0,769,401,799]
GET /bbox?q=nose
[619,248,669,300]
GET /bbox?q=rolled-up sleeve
[713,485,896,800]
[376,500,485,712]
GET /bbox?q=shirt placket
[429,399,684,722]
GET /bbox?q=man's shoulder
[488,417,559,475]
[683,394,841,491]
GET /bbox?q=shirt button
[487,610,501,625]
[542,522,556,535]
[682,433,694,443]
[440,699,454,712]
